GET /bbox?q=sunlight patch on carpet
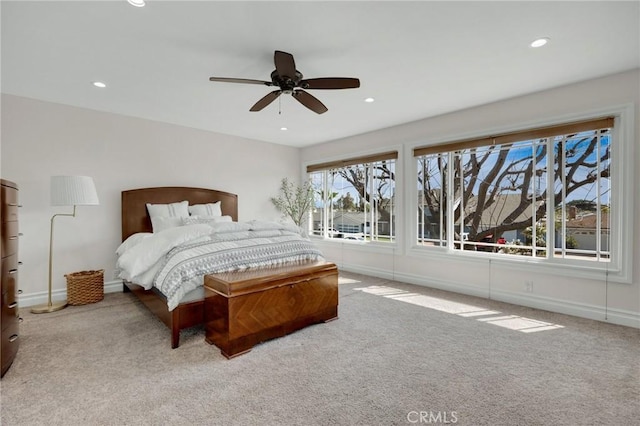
[477,315,564,332]
[354,285,564,333]
[339,277,362,285]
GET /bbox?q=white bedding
[116,221,324,311]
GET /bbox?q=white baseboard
[339,264,640,329]
[104,279,124,294]
[18,279,124,308]
[489,289,640,329]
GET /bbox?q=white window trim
[406,104,634,284]
[303,145,404,254]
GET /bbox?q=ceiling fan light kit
[209,50,360,114]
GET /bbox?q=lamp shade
[50,176,99,206]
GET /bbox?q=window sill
[408,245,630,284]
[310,236,398,253]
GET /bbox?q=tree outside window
[417,125,612,262]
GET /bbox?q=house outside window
[415,117,614,263]
[307,151,397,243]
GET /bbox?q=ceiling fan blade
[250,90,282,112]
[292,90,328,114]
[300,77,361,90]
[209,77,272,86]
[274,50,297,79]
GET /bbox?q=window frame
[306,149,401,247]
[408,107,634,283]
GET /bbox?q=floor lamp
[31,176,99,314]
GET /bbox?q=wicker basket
[65,270,104,306]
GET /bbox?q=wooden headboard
[121,187,238,241]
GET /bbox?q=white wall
[1,94,299,305]
[301,69,640,328]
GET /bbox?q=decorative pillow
[151,216,184,233]
[146,200,189,220]
[146,201,189,232]
[182,215,233,226]
[188,201,222,217]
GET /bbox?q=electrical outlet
[525,280,533,292]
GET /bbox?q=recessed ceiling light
[364,97,375,103]
[127,0,146,7]
[530,37,550,48]
[92,81,106,88]
[280,127,288,131]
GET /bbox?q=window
[307,151,397,243]
[415,117,614,263]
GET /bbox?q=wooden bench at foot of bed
[203,260,338,359]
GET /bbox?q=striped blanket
[116,221,324,310]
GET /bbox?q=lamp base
[30,301,68,314]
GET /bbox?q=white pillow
[182,215,233,226]
[116,232,153,256]
[146,200,189,220]
[188,201,222,217]
[151,216,184,233]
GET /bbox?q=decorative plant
[270,178,315,227]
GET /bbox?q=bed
[120,186,338,350]
[121,187,239,348]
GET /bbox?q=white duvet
[116,221,324,311]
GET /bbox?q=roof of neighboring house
[420,191,540,227]
[566,212,610,230]
[459,193,540,228]
[333,212,366,226]
[312,209,367,226]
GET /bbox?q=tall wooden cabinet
[1,179,20,377]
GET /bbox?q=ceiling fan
[209,50,360,114]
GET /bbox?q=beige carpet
[1,272,638,425]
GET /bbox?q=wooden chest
[204,261,338,358]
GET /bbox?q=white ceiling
[2,1,639,148]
